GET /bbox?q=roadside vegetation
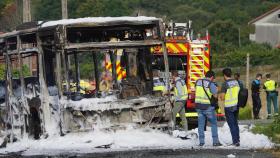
[212,43,280,68]
[252,115,280,144]
[238,105,252,120]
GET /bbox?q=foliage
[31,0,61,20]
[0,64,31,80]
[213,43,280,68]
[0,0,12,15]
[252,115,280,143]
[208,20,239,54]
[238,105,252,120]
[0,1,21,31]
[0,64,5,80]
[12,65,31,78]
[71,0,104,18]
[71,53,104,80]
[0,0,279,79]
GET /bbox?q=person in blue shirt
[251,74,262,119]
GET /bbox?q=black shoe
[213,142,222,146]
[199,143,204,146]
[228,142,240,147]
[234,142,240,147]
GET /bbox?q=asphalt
[0,149,277,158]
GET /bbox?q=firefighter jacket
[174,77,188,101]
[224,80,240,108]
[264,79,277,92]
[195,79,212,105]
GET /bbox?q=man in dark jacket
[251,74,262,119]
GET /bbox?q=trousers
[196,106,219,144]
[266,92,279,115]
[172,101,188,132]
[225,106,240,144]
[252,92,261,118]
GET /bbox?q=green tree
[103,0,133,16]
[73,0,105,17]
[208,20,239,54]
[0,64,31,80]
[0,64,5,80]
[12,64,31,78]
[32,0,61,20]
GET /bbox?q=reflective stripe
[176,112,198,117]
[153,85,165,91]
[264,80,277,91]
[153,78,166,92]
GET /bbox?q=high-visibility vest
[62,81,77,92]
[225,80,240,108]
[264,80,277,91]
[174,78,188,101]
[62,80,93,94]
[195,79,212,105]
[153,78,166,92]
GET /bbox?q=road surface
[1,149,277,158]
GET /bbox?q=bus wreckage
[0,17,173,143]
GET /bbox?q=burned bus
[0,17,172,141]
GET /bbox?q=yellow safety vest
[62,81,77,92]
[195,79,212,105]
[264,80,277,91]
[174,78,188,100]
[225,80,240,108]
[153,78,166,92]
[62,80,93,94]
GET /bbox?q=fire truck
[151,22,224,127]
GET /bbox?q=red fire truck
[151,22,224,127]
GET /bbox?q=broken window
[152,55,187,79]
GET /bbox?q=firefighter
[251,74,262,119]
[171,71,188,132]
[195,70,221,146]
[263,73,279,119]
[220,68,240,147]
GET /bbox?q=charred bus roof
[0,16,165,56]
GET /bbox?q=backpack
[237,84,248,108]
